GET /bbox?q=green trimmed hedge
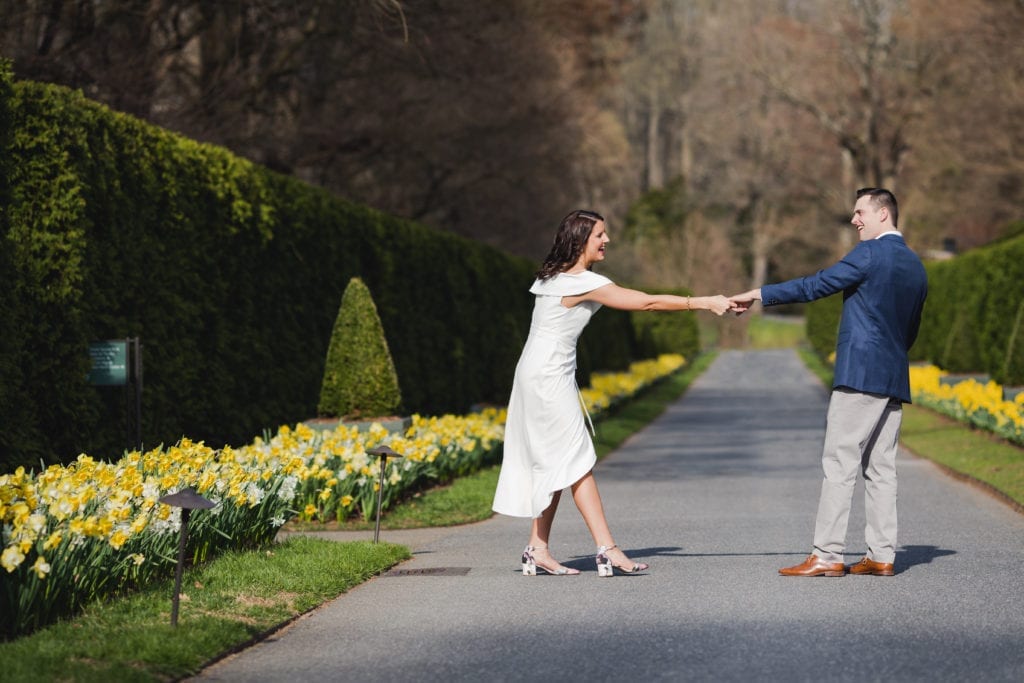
[915,232,1024,383]
[0,67,639,469]
[318,277,402,419]
[804,230,1024,384]
[804,293,843,362]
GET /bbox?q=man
[731,188,928,577]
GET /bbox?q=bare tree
[740,0,1021,251]
[2,0,1019,270]
[898,0,1024,248]
[617,0,706,193]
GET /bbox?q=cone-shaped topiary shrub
[318,277,402,419]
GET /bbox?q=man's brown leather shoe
[779,554,846,577]
[848,557,895,576]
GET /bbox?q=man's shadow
[894,544,956,572]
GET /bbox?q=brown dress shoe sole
[779,555,846,577]
[778,567,846,577]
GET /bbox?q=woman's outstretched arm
[564,284,734,315]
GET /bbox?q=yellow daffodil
[43,531,62,551]
[31,555,51,580]
[108,529,130,550]
[910,365,1024,444]
[2,545,25,572]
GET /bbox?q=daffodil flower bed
[580,354,686,414]
[910,365,1024,446]
[0,354,685,639]
[285,410,507,524]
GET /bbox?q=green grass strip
[0,538,409,682]
[796,346,834,386]
[901,405,1024,510]
[745,314,807,349]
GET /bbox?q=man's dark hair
[856,187,899,228]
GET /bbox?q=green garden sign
[87,337,143,451]
[88,340,129,385]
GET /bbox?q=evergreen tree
[318,278,402,419]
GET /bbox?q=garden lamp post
[366,445,404,543]
[158,486,215,627]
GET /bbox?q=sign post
[88,337,143,450]
[87,340,129,386]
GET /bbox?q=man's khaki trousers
[812,388,902,564]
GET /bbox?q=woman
[492,209,733,576]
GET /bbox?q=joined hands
[705,295,736,316]
[727,288,761,316]
[692,291,761,316]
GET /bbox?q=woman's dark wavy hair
[535,210,605,281]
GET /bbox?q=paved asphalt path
[193,350,1024,682]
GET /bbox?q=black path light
[366,445,405,543]
[158,486,215,627]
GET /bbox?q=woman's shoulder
[529,271,613,296]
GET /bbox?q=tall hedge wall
[0,67,640,469]
[804,230,1024,385]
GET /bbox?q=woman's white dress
[492,270,613,518]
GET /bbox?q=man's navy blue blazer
[761,234,928,403]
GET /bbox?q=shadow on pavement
[895,544,957,573]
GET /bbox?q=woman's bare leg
[529,490,561,547]
[571,471,647,569]
[569,472,614,546]
[526,491,577,573]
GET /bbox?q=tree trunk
[645,96,663,190]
